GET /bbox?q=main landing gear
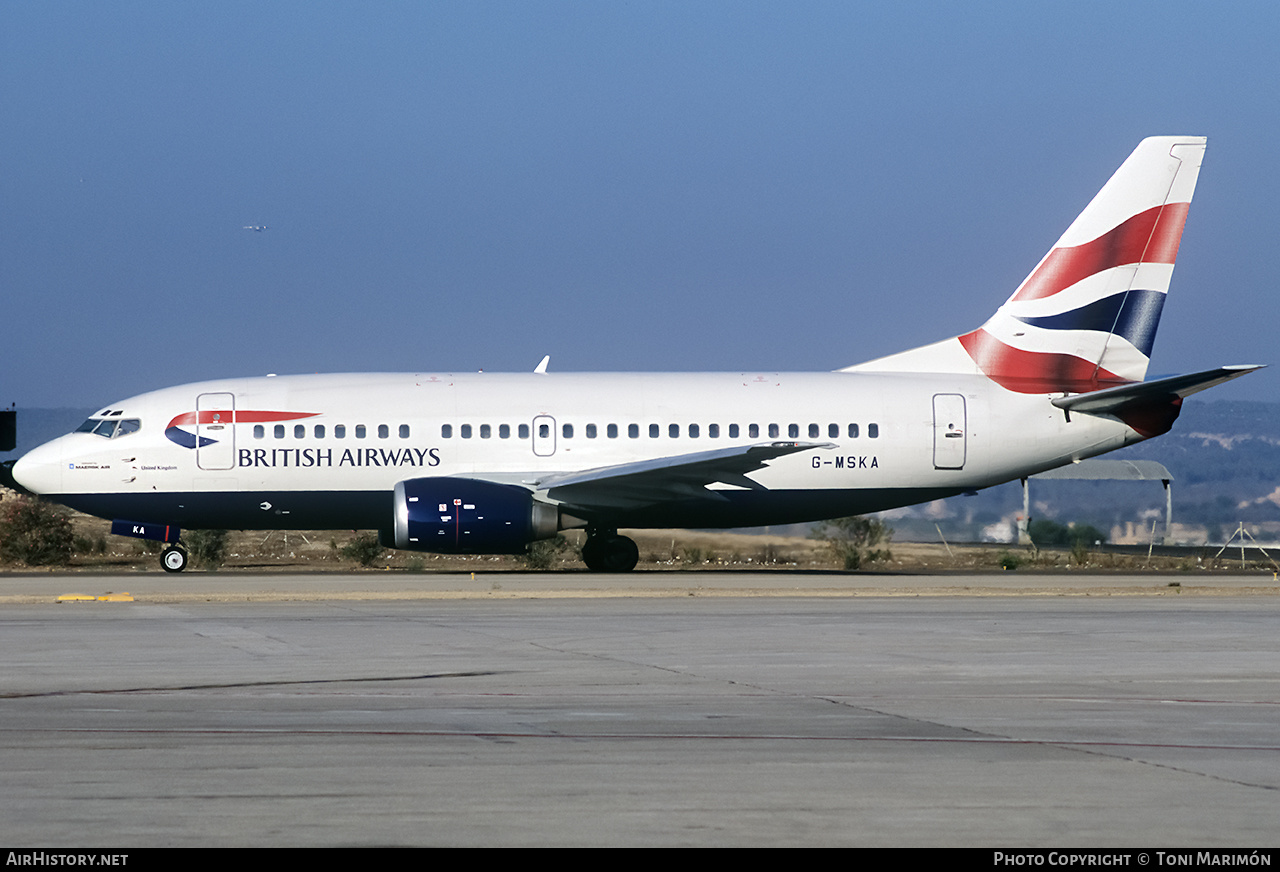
[161,545,189,573]
[581,530,639,573]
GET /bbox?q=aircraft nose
[11,439,65,496]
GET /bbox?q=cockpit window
[76,417,141,438]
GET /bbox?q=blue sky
[3,1,1276,408]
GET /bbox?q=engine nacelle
[392,477,559,554]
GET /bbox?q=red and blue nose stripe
[165,411,319,448]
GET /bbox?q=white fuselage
[13,370,1140,532]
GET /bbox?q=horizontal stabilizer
[1052,365,1263,415]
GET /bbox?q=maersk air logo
[962,202,1189,395]
[164,410,319,449]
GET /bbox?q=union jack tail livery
[848,136,1207,394]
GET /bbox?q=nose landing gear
[161,545,189,573]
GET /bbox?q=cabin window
[315,425,326,438]
[669,423,679,438]
[274,424,285,439]
[848,423,859,438]
[788,424,799,438]
[768,424,779,438]
[519,424,530,439]
[868,423,879,438]
[499,424,510,439]
[649,423,660,438]
[688,423,699,438]
[808,423,819,438]
[377,424,389,439]
[335,425,346,438]
[480,424,491,439]
[562,423,574,438]
[585,424,597,439]
[538,423,550,439]
[708,424,719,438]
[399,424,410,438]
[460,424,472,439]
[749,424,759,438]
[295,424,306,438]
[441,424,452,438]
[629,424,639,438]
[729,424,739,438]
[254,425,265,439]
[828,423,838,438]
[355,425,366,439]
[607,423,618,439]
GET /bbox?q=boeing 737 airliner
[10,136,1261,571]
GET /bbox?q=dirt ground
[8,504,1277,576]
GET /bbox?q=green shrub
[0,497,73,566]
[811,516,892,571]
[341,532,384,567]
[525,534,571,570]
[72,534,107,555]
[184,529,229,570]
[1028,519,1107,549]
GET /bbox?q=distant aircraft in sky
[11,137,1261,572]
[242,225,268,232]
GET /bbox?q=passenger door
[196,392,236,470]
[932,393,966,470]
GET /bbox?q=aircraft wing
[1052,365,1263,414]
[535,442,833,511]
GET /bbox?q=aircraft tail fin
[845,136,1207,393]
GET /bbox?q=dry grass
[2,498,1273,575]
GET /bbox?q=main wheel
[161,546,188,573]
[581,534,639,572]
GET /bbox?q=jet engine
[392,477,559,554]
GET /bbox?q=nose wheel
[581,532,638,572]
[161,546,189,573]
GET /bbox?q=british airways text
[237,447,441,468]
